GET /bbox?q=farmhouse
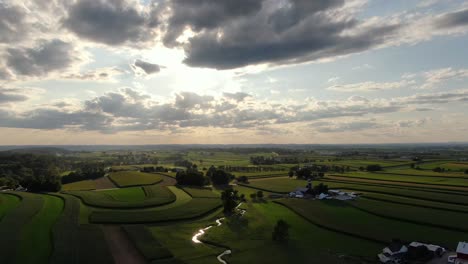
[409,241,445,257]
[289,187,309,198]
[377,241,408,263]
[327,189,357,200]
[456,242,468,264]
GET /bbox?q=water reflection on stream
[191,203,245,263]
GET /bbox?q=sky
[0,0,468,145]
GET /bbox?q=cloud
[63,0,161,46]
[0,86,44,104]
[421,67,468,89]
[434,8,468,29]
[181,1,401,69]
[163,0,264,46]
[0,2,27,44]
[131,59,161,75]
[5,39,79,77]
[0,88,466,133]
[0,88,28,104]
[223,92,251,102]
[312,120,383,133]
[62,67,124,81]
[327,80,412,92]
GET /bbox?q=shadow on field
[323,200,350,207]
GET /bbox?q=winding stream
[191,203,246,264]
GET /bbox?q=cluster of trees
[365,164,382,172]
[289,164,351,179]
[174,159,195,168]
[140,166,169,173]
[175,167,207,186]
[249,190,264,201]
[218,165,286,173]
[0,154,61,192]
[221,189,241,214]
[62,165,106,184]
[206,166,234,185]
[176,165,234,186]
[250,156,281,165]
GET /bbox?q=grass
[148,222,220,264]
[90,198,222,224]
[64,186,176,209]
[101,186,146,201]
[181,187,220,198]
[318,179,468,205]
[330,171,468,188]
[0,193,21,220]
[351,197,468,232]
[123,225,174,261]
[62,180,96,191]
[18,195,64,264]
[203,201,381,263]
[48,194,113,264]
[49,194,80,263]
[109,171,163,187]
[277,199,466,248]
[361,192,468,213]
[241,178,308,193]
[0,192,44,263]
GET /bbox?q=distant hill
[0,147,72,155]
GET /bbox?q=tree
[221,189,239,214]
[313,183,328,194]
[176,169,206,186]
[272,220,289,243]
[366,164,382,171]
[465,169,468,174]
[257,190,264,200]
[250,193,257,201]
[288,170,294,178]
[209,169,232,185]
[236,176,249,183]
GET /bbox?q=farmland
[1,145,468,263]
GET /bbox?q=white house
[409,242,445,257]
[456,242,468,264]
[378,243,408,263]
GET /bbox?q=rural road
[102,225,147,264]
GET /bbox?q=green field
[90,198,222,223]
[277,199,467,248]
[2,149,468,263]
[109,171,163,187]
[0,194,20,220]
[64,186,176,209]
[62,180,96,191]
[18,195,64,263]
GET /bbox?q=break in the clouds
[0,0,468,143]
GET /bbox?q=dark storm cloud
[435,8,468,28]
[5,39,76,77]
[178,0,400,69]
[0,3,27,43]
[131,59,161,74]
[64,0,160,46]
[163,0,264,46]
